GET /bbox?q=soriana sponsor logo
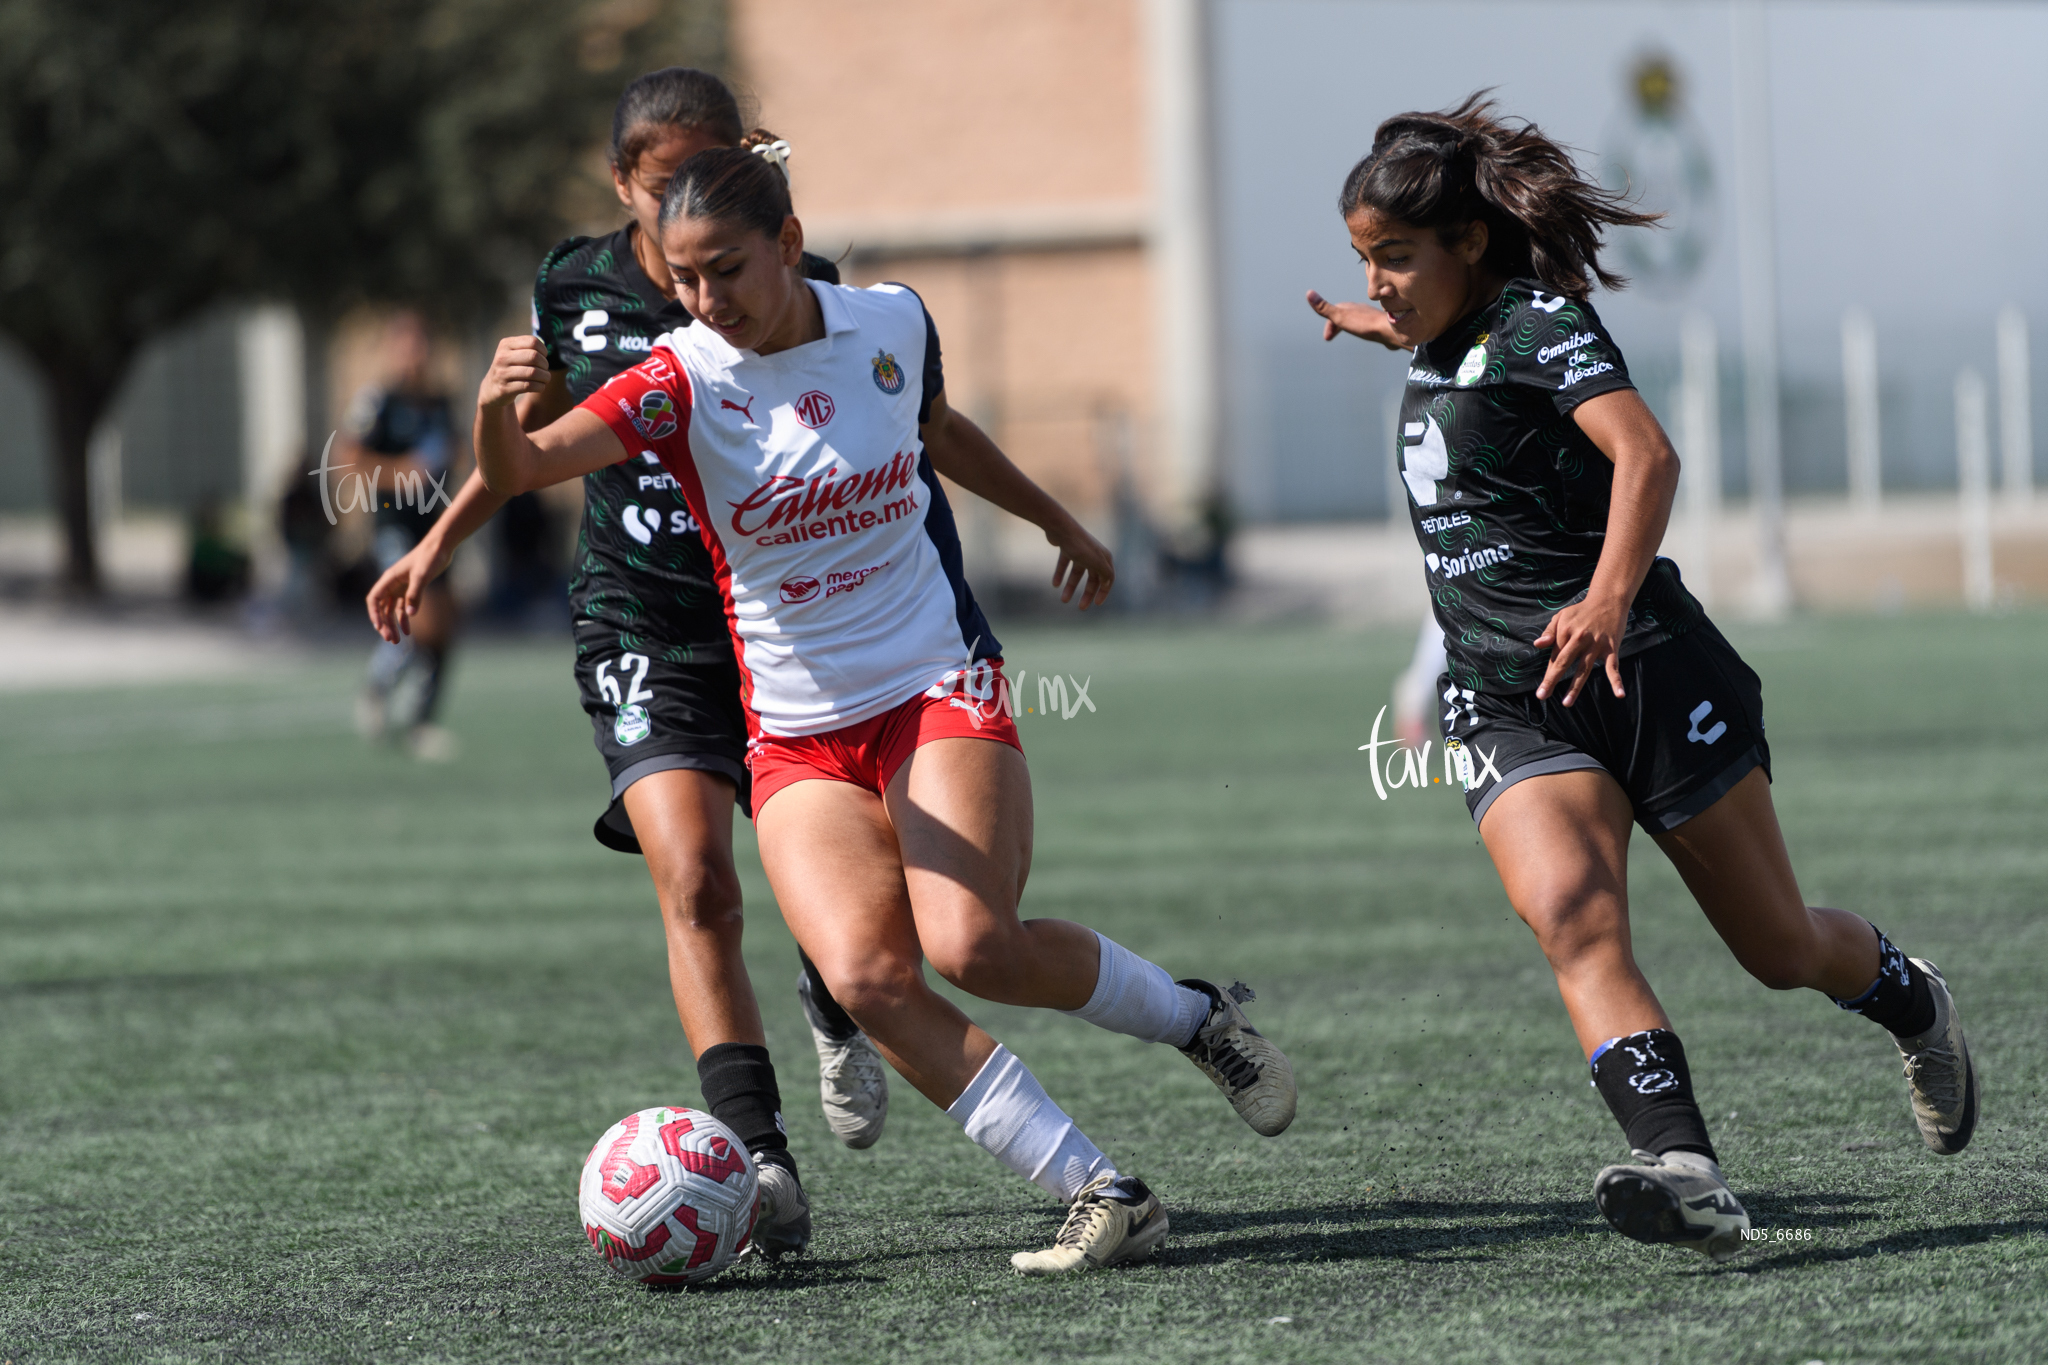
[779,576,821,604]
[793,390,835,429]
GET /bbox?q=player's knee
[654,861,745,939]
[924,928,1022,1000]
[1516,880,1625,963]
[824,957,925,1027]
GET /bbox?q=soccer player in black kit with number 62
[1309,95,1979,1261]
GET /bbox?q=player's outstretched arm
[472,336,625,497]
[1305,290,1411,351]
[1532,389,1680,707]
[919,390,1114,611]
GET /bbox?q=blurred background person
[342,309,461,761]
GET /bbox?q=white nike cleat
[747,1160,811,1260]
[799,970,887,1149]
[1893,958,1978,1156]
[1594,1149,1749,1262]
[1010,1174,1168,1275]
[1177,979,1297,1137]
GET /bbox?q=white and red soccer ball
[578,1106,758,1286]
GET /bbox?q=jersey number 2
[596,653,654,708]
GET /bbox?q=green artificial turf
[1,613,2043,1364]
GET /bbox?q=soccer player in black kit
[1309,96,1978,1261]
[367,69,887,1258]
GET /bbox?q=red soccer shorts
[747,660,1023,813]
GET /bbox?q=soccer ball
[579,1106,758,1285]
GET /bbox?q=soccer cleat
[747,1160,811,1260]
[1010,1173,1168,1275]
[1594,1149,1749,1262]
[799,970,888,1149]
[354,687,389,742]
[1176,979,1297,1137]
[1893,958,1978,1155]
[406,723,459,763]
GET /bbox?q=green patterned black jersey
[1399,278,1703,694]
[532,226,840,661]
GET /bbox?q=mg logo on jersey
[779,576,821,604]
[793,390,835,429]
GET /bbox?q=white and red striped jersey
[579,281,997,737]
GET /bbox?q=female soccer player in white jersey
[1310,96,1977,1262]
[469,145,1299,1273]
[366,69,885,1259]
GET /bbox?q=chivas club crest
[871,349,905,395]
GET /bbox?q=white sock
[945,1045,1114,1201]
[1061,931,1209,1048]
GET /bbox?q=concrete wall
[732,0,1160,532]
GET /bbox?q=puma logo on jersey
[721,395,757,423]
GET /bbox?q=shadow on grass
[1728,1218,2048,1274]
[1160,1197,1599,1266]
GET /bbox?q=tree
[0,0,723,592]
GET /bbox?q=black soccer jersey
[532,226,842,661]
[1399,278,1703,694]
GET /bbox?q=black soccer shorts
[572,619,752,853]
[1442,620,1771,834]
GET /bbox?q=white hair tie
[751,139,793,180]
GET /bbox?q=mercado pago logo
[308,431,452,525]
[1357,705,1502,801]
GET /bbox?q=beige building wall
[731,0,1161,544]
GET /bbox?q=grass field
[3,613,2044,1364]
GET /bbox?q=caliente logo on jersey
[793,390,835,429]
[871,349,905,394]
[628,390,678,440]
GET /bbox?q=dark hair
[1338,92,1658,297]
[658,141,793,239]
[609,67,744,172]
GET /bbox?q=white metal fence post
[1956,369,1994,612]
[1842,308,1881,513]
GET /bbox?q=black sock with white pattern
[1589,1028,1718,1163]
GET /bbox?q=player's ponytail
[739,128,795,183]
[659,144,793,241]
[610,67,745,172]
[1338,92,1658,298]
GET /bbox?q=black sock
[1589,1028,1718,1163]
[1831,925,1936,1038]
[797,951,860,1042]
[697,1043,795,1179]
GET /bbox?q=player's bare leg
[758,773,1165,1272]
[888,737,1295,1134]
[1481,770,1746,1260]
[622,768,809,1256]
[1653,769,1976,1154]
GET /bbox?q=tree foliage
[0,0,723,590]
